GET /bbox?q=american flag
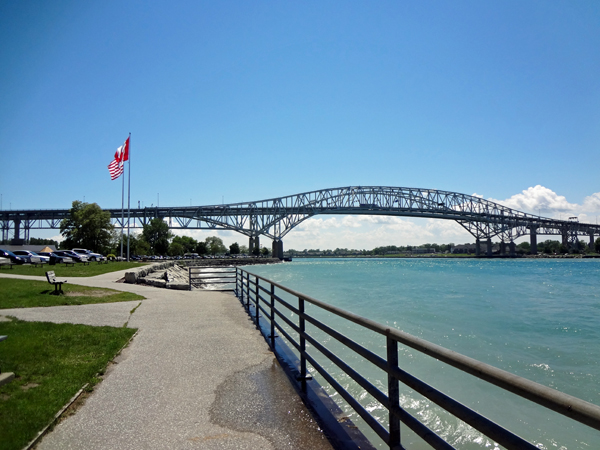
[107,137,130,180]
[107,154,123,180]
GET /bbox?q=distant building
[411,248,436,254]
[451,243,500,254]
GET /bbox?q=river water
[247,258,600,449]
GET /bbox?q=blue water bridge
[2,186,599,257]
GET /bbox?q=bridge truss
[2,186,599,256]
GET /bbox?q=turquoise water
[248,258,600,449]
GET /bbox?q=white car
[72,248,106,261]
[12,250,50,263]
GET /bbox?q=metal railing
[188,266,236,290]
[234,267,600,450]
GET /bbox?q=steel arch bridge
[2,186,599,258]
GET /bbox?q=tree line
[43,200,269,257]
[288,238,600,255]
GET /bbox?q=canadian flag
[108,137,130,180]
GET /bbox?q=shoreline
[286,253,599,259]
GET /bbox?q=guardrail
[188,266,236,290]
[234,267,600,450]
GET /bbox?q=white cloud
[582,193,600,213]
[488,185,578,214]
[341,216,362,228]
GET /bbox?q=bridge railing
[234,267,600,450]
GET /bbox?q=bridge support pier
[249,236,260,256]
[486,238,492,257]
[530,227,537,255]
[475,239,481,256]
[500,242,506,256]
[11,219,24,245]
[1,221,7,243]
[509,241,516,256]
[590,232,595,251]
[272,240,284,260]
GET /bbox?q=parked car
[12,250,50,263]
[54,250,88,263]
[0,249,25,264]
[38,252,72,264]
[72,248,106,261]
[38,252,63,263]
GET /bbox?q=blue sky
[1,1,599,249]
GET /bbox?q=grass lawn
[0,318,137,450]
[0,260,147,277]
[0,279,144,309]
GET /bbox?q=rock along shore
[124,258,282,290]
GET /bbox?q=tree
[260,246,270,257]
[142,218,172,255]
[168,241,184,256]
[239,245,249,254]
[205,236,226,255]
[576,240,589,253]
[595,237,600,253]
[128,233,150,256]
[196,241,208,255]
[229,242,240,255]
[29,237,59,247]
[538,240,560,254]
[171,235,198,254]
[60,201,113,253]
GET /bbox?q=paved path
[0,271,332,449]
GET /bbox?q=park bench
[46,270,67,294]
[61,257,75,267]
[0,257,14,269]
[30,256,46,268]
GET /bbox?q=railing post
[188,266,192,291]
[269,283,276,349]
[299,296,307,391]
[254,276,259,325]
[245,272,250,309]
[234,268,239,297]
[387,336,400,449]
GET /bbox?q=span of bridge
[2,186,599,258]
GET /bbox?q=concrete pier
[530,226,538,255]
[272,239,284,260]
[0,270,332,450]
[249,236,260,255]
[509,241,516,256]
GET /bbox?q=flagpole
[120,153,125,260]
[126,132,131,262]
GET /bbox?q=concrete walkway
[0,271,332,449]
